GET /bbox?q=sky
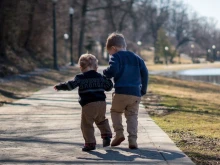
[183,0,220,28]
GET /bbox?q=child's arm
[140,60,148,96]
[103,55,119,78]
[54,76,80,91]
[103,76,113,91]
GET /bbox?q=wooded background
[0,0,220,77]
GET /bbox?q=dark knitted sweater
[55,70,113,107]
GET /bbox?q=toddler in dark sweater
[54,54,113,151]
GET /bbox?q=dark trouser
[81,101,112,145]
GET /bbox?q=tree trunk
[78,0,88,59]
[24,0,37,50]
[106,0,117,31]
[153,36,159,63]
[0,0,6,56]
[101,41,105,57]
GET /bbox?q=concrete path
[0,73,195,165]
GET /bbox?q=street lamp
[52,0,58,70]
[207,49,211,61]
[217,51,220,60]
[137,41,142,55]
[212,45,216,61]
[137,41,142,46]
[191,44,194,62]
[69,7,74,66]
[64,33,69,63]
[164,46,169,65]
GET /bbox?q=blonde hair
[78,54,98,70]
[106,32,127,50]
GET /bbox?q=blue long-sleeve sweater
[103,50,148,97]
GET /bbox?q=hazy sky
[183,0,220,28]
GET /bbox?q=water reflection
[179,68,220,76]
[176,74,220,85]
[150,68,220,85]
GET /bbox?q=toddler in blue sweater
[103,32,148,149]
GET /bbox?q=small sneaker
[111,136,125,147]
[103,137,111,147]
[82,144,96,152]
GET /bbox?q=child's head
[78,54,98,72]
[106,32,127,55]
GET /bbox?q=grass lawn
[143,75,220,164]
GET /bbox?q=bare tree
[167,1,193,63]
[78,0,88,58]
[0,0,6,56]
[24,0,38,50]
[1,0,220,76]
[191,14,217,50]
[142,0,170,63]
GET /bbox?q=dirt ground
[0,66,80,107]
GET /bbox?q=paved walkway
[0,71,195,165]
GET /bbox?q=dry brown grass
[0,67,80,106]
[150,76,220,107]
[140,49,220,72]
[140,50,154,64]
[140,49,193,64]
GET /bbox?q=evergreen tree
[155,28,177,64]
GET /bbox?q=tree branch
[87,5,121,12]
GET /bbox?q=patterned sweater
[55,70,113,106]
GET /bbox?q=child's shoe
[111,135,125,147]
[82,143,96,152]
[103,137,111,147]
[128,139,138,149]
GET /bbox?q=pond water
[150,68,220,85]
[178,68,220,76]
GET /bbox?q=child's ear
[112,46,116,50]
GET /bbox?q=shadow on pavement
[0,138,187,164]
[0,89,24,100]
[0,159,163,164]
[0,137,82,146]
[3,102,32,106]
[77,147,185,161]
[25,98,76,102]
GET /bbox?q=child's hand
[54,86,58,91]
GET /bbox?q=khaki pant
[81,101,112,145]
[111,93,141,141]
